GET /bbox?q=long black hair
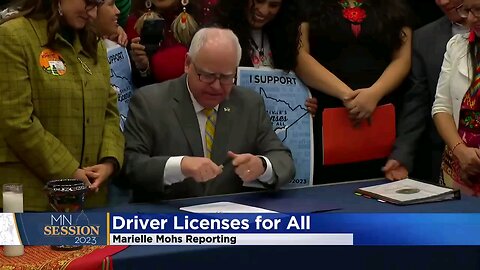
[214,0,301,70]
[306,0,413,53]
[468,34,479,88]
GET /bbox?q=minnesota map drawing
[237,67,313,188]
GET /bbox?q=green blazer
[0,17,124,211]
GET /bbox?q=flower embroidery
[339,0,367,37]
[342,6,366,24]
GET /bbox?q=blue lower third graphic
[4,213,480,246]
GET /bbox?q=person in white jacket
[433,0,480,195]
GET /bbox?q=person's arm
[347,27,412,120]
[367,27,412,99]
[0,21,81,181]
[295,22,353,100]
[432,35,461,150]
[388,29,428,173]
[432,35,480,177]
[433,113,462,150]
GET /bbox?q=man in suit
[124,27,295,202]
[384,0,466,182]
[406,0,444,29]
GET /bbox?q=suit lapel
[172,76,204,157]
[210,98,235,165]
[458,53,470,79]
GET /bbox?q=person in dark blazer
[384,0,466,182]
[124,27,295,202]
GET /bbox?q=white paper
[359,178,453,202]
[180,201,278,213]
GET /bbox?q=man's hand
[84,163,115,192]
[180,157,222,182]
[228,151,265,182]
[383,159,408,181]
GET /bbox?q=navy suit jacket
[391,16,453,180]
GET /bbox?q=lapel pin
[224,107,231,112]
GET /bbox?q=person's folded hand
[454,145,480,178]
[83,163,115,193]
[72,168,91,187]
[347,88,380,121]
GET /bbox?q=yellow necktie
[204,108,216,158]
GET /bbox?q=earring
[145,0,152,9]
[171,0,199,46]
[134,0,162,36]
[58,2,63,16]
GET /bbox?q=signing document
[180,202,278,213]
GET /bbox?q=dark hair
[306,0,413,52]
[214,0,301,71]
[2,0,100,63]
[469,36,478,87]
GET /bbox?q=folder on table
[356,178,461,205]
[322,103,395,165]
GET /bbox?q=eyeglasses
[456,4,480,19]
[192,62,236,85]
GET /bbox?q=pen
[218,157,233,169]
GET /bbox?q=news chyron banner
[237,67,314,188]
[4,213,480,246]
[108,214,350,245]
[1,213,350,246]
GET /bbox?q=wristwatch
[138,66,150,77]
[259,156,267,171]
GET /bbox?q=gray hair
[188,27,242,66]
